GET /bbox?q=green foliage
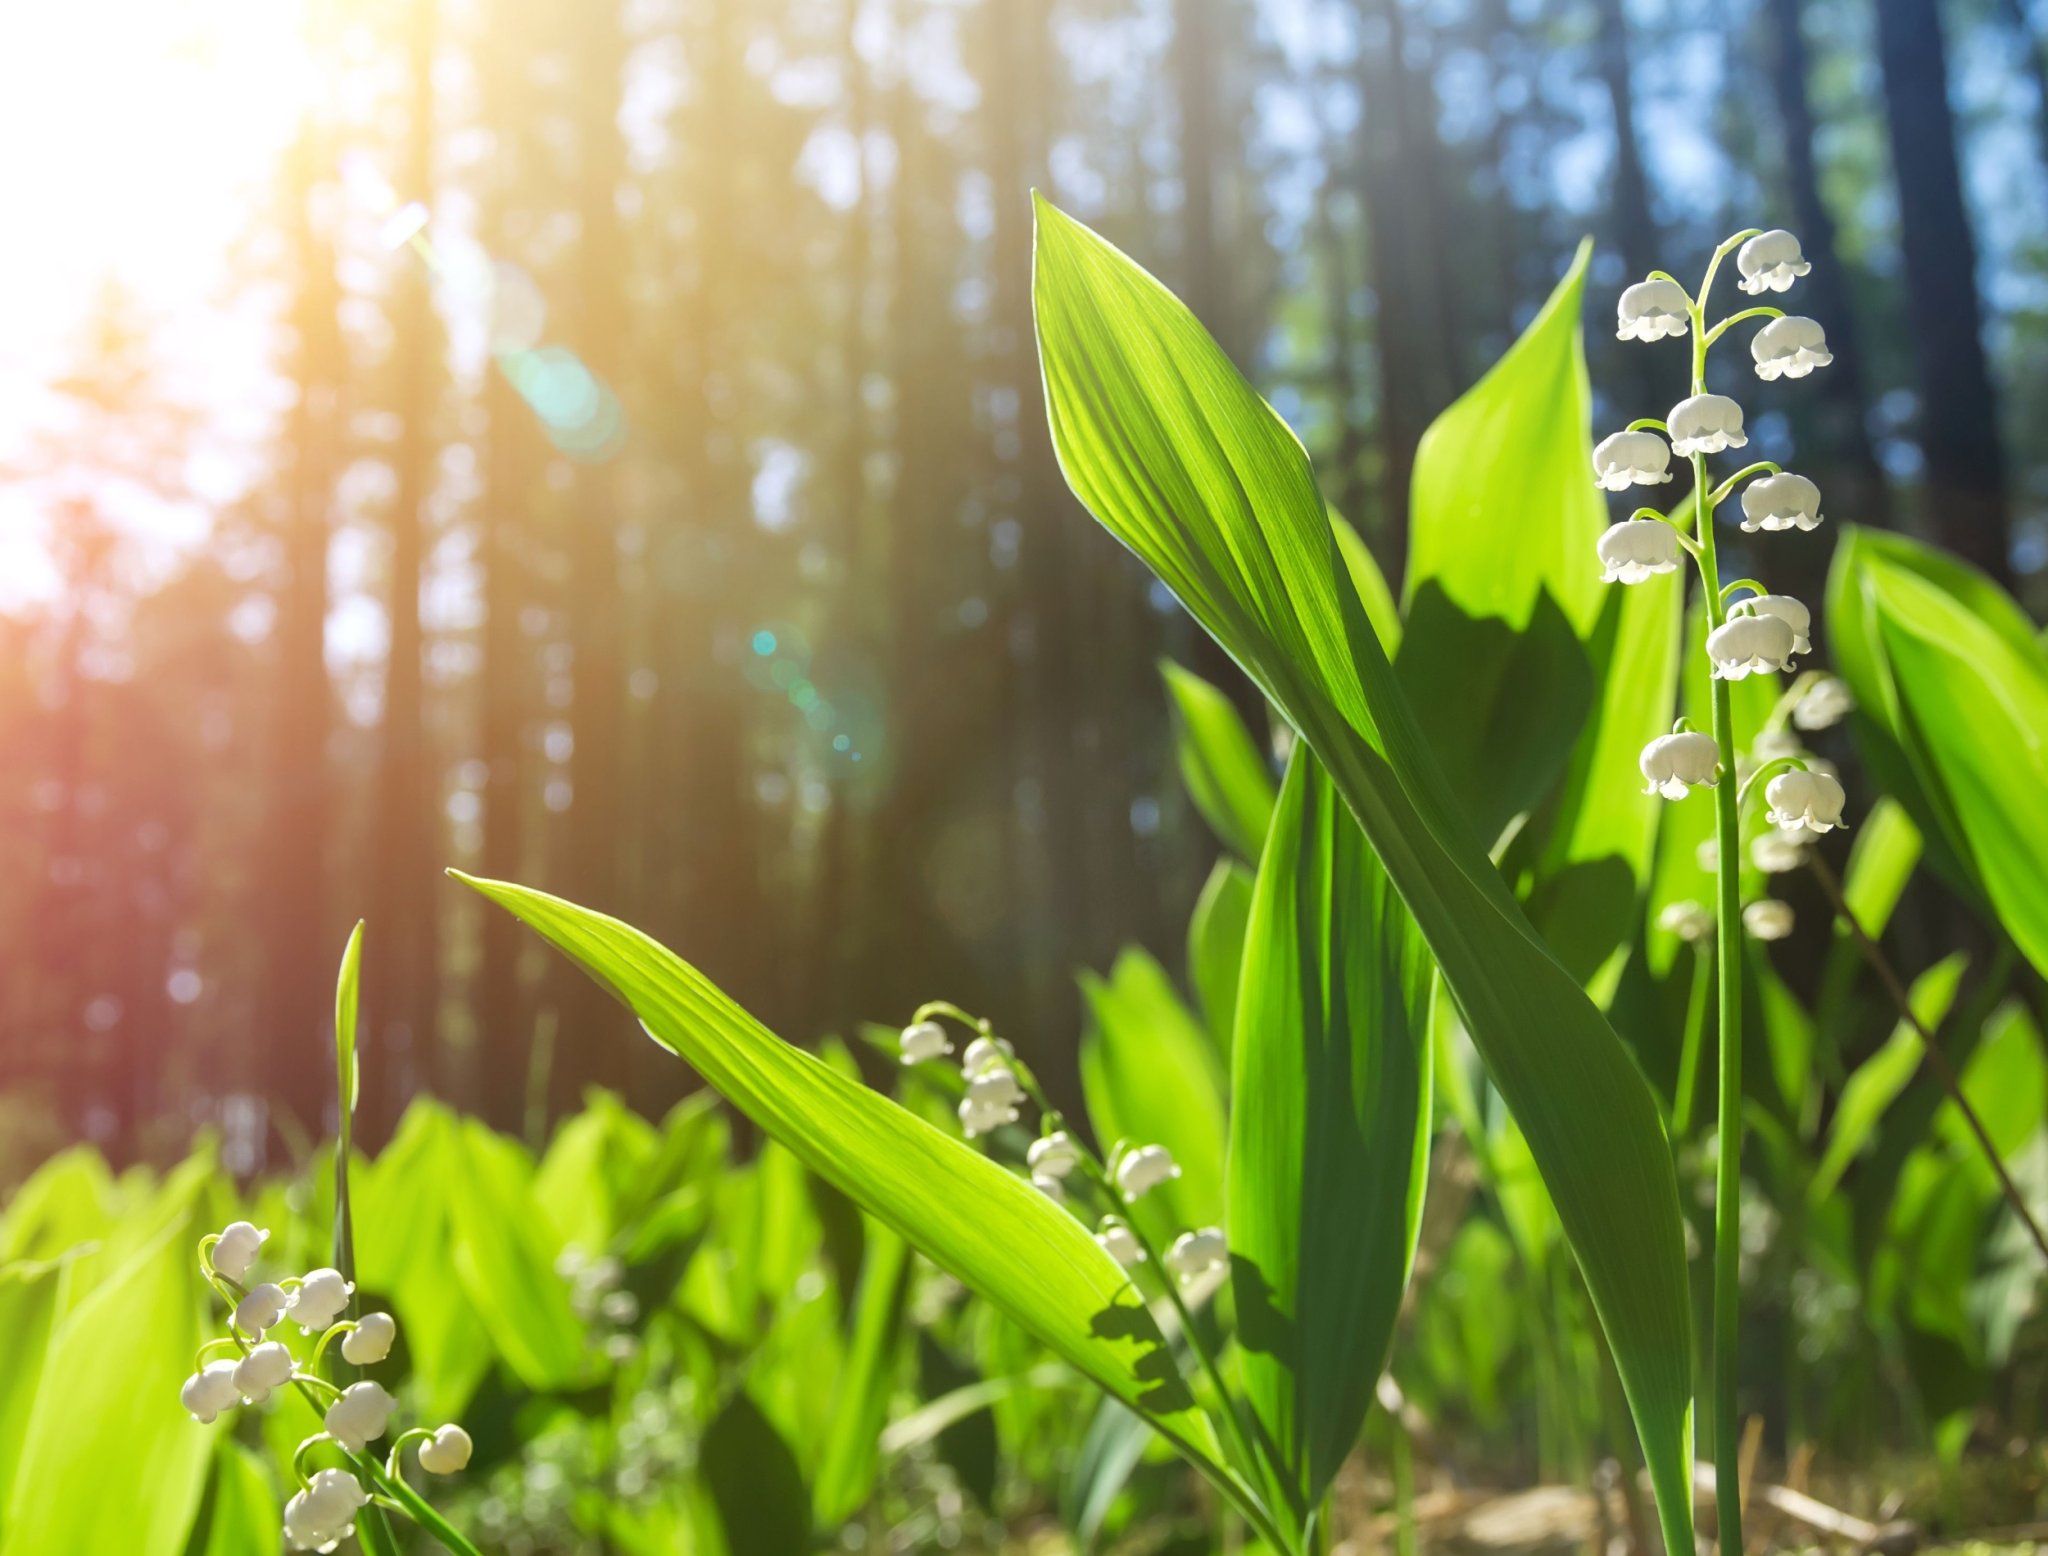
[1229,746,1432,1518]
[1162,661,1277,862]
[1187,857,1256,1054]
[1030,193,1695,1556]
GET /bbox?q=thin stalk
[1807,854,2048,1264]
[1673,937,1714,1135]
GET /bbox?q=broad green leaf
[1946,1000,2048,1165]
[814,1224,914,1528]
[453,873,1233,1493]
[1163,660,1276,861]
[1079,946,1228,1230]
[1230,747,1432,1517]
[1810,953,1967,1203]
[1841,798,1922,934]
[702,1389,811,1556]
[1405,237,1605,635]
[2,1202,210,1556]
[187,1443,279,1556]
[535,1089,662,1255]
[1032,197,1694,1556]
[1331,516,1401,653]
[1188,857,1256,1054]
[0,1148,117,1264]
[0,1259,61,1504]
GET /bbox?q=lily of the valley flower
[1739,472,1823,533]
[1751,316,1833,380]
[1095,1217,1145,1268]
[1736,229,1811,294]
[284,1468,370,1554]
[1743,899,1795,941]
[1707,614,1797,679]
[961,1034,1014,1074]
[234,1283,289,1336]
[1032,1172,1065,1204]
[898,1020,952,1065]
[341,1312,397,1365]
[1658,900,1714,942]
[323,1380,399,1453]
[1743,594,1813,654]
[234,1341,296,1404]
[1116,1144,1181,1203]
[1616,278,1691,341]
[1639,731,1722,800]
[418,1424,474,1475]
[1668,393,1748,456]
[958,1092,1019,1139]
[1765,768,1849,833]
[289,1269,356,1334]
[1793,674,1853,731]
[1750,827,1810,874]
[181,1361,242,1423]
[1592,430,1673,490]
[1597,519,1681,584]
[1027,1131,1080,1178]
[1164,1227,1228,1287]
[212,1220,269,1282]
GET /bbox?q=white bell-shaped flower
[1027,1131,1081,1179]
[1792,675,1853,731]
[1668,394,1749,456]
[1743,594,1812,654]
[1116,1144,1181,1203]
[1592,430,1673,490]
[341,1312,397,1365]
[288,1269,355,1334]
[1765,768,1848,833]
[180,1360,242,1423]
[1751,316,1832,380]
[234,1283,289,1336]
[1658,900,1713,943]
[323,1380,398,1452]
[961,1035,1014,1074]
[1616,278,1691,341]
[418,1423,474,1475]
[1750,827,1810,874]
[966,1065,1023,1110]
[1095,1218,1146,1268]
[284,1469,369,1554]
[1596,520,1681,584]
[1031,1172,1066,1204]
[212,1221,269,1282]
[1739,472,1822,533]
[1706,614,1796,679]
[1164,1227,1229,1286]
[1638,731,1721,800]
[898,1020,952,1065]
[958,1093,1019,1139]
[1743,899,1795,941]
[234,1341,296,1404]
[1736,229,1811,294]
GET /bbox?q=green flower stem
[1736,756,1808,811]
[311,1321,357,1370]
[1701,306,1784,350]
[360,1453,485,1556]
[1719,578,1769,604]
[1707,463,1781,507]
[1671,937,1714,1137]
[385,1428,434,1482]
[1646,271,1690,298]
[1626,417,1670,433]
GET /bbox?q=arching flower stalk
[182,1221,481,1555]
[1596,228,1854,1556]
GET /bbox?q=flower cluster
[1597,227,1853,942]
[899,1008,1228,1304]
[181,1220,472,1552]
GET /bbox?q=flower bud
[234,1341,296,1403]
[1638,731,1721,801]
[323,1380,398,1452]
[1596,519,1681,585]
[1668,393,1748,456]
[1658,901,1713,943]
[966,1065,1023,1109]
[898,1020,952,1065]
[287,1268,355,1334]
[1592,431,1673,491]
[1032,1172,1066,1204]
[1751,316,1832,380]
[234,1283,289,1336]
[1616,278,1691,341]
[180,1360,242,1423]
[1743,899,1795,941]
[418,1423,474,1475]
[1792,675,1853,732]
[1739,472,1822,533]
[1115,1144,1181,1203]
[211,1221,269,1282]
[1027,1131,1081,1179]
[1736,229,1810,295]
[1165,1227,1228,1286]
[1095,1218,1145,1268]
[1765,769,1848,834]
[341,1312,396,1365]
[958,1094,1019,1139]
[961,1035,1015,1074]
[1750,827,1810,874]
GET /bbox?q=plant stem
[1672,938,1713,1136]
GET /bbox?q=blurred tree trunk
[260,125,346,1144]
[365,0,441,1144]
[1871,0,2012,583]
[1592,0,1669,420]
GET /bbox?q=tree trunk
[1871,0,2011,582]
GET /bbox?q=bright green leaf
[1163,660,1276,861]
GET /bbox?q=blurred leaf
[1841,798,1922,935]
[1163,661,1276,861]
[1229,747,1432,1516]
[0,1148,117,1264]
[0,1258,61,1502]
[1063,1397,1153,1550]
[535,1089,662,1256]
[1405,237,1604,635]
[812,1223,913,1529]
[1188,857,1255,1055]
[1032,195,1693,1556]
[702,1389,810,1556]
[1946,1000,2047,1164]
[919,1331,1002,1513]
[454,873,1235,1493]
[1080,947,1228,1230]
[1331,516,1402,653]
[185,1443,278,1556]
[333,922,363,1299]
